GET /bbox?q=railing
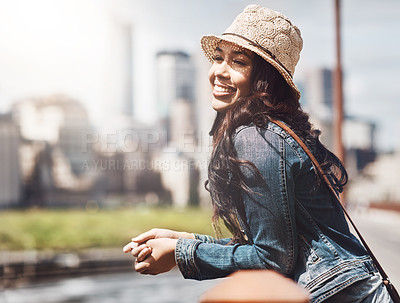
[199,270,310,303]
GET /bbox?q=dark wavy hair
[206,54,347,244]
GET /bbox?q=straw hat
[201,4,303,98]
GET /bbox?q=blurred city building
[104,19,134,119]
[156,51,196,138]
[0,114,22,208]
[300,67,376,177]
[154,50,201,207]
[89,19,170,205]
[95,116,167,204]
[344,117,376,175]
[301,67,334,150]
[11,95,96,207]
[12,94,94,175]
[169,98,196,148]
[3,61,393,210]
[160,98,199,207]
[347,151,400,208]
[298,67,400,208]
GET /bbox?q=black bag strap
[271,119,400,302]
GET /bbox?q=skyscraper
[155,50,199,207]
[156,51,196,121]
[121,24,134,117]
[0,114,21,208]
[105,20,134,118]
[302,68,334,149]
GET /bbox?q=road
[350,209,400,287]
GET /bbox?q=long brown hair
[206,54,347,244]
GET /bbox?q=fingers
[131,229,158,243]
[123,242,152,261]
[134,259,150,274]
[136,246,152,262]
[123,241,138,253]
[130,243,149,257]
[123,242,148,254]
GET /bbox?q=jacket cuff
[194,234,216,243]
[175,238,202,279]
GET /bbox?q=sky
[0,0,399,151]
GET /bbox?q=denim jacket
[175,122,377,302]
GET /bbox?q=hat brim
[201,34,301,99]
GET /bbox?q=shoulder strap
[270,119,392,285]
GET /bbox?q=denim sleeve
[193,234,232,245]
[175,126,300,281]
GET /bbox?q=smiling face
[208,42,254,112]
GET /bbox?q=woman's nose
[214,61,230,79]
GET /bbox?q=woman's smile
[212,83,237,98]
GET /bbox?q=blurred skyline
[0,0,399,151]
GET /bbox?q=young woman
[123,5,393,302]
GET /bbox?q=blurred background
[0,0,399,302]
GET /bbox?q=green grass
[0,207,227,251]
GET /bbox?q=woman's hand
[123,228,194,275]
[131,228,194,244]
[123,228,193,275]
[133,238,178,275]
[123,242,153,262]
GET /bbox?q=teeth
[214,85,235,93]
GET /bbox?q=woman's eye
[233,60,246,66]
[212,55,223,62]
